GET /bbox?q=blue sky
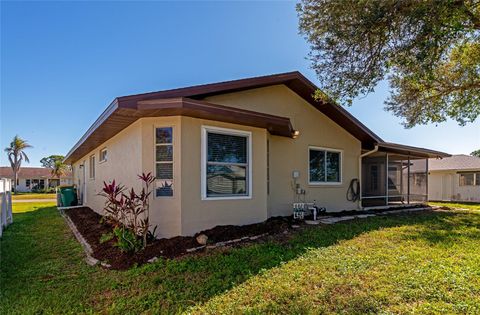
[1,1,479,167]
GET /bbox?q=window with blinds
[203,127,251,199]
[155,127,174,197]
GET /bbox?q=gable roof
[65,72,383,164]
[0,167,72,179]
[116,71,383,144]
[429,154,480,171]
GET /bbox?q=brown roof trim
[116,71,383,144]
[65,71,383,164]
[138,97,295,137]
[64,98,295,164]
[376,142,450,158]
[117,72,307,108]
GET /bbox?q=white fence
[0,178,13,238]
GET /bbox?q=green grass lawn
[11,193,56,200]
[1,203,479,314]
[429,201,480,211]
[9,201,56,213]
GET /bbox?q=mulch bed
[64,207,293,270]
[64,205,431,269]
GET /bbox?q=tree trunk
[13,171,18,195]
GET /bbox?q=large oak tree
[297,0,479,127]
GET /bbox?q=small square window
[100,149,107,162]
[156,180,173,197]
[156,127,173,144]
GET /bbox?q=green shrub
[43,187,56,193]
[100,172,156,249]
[113,226,143,253]
[31,187,56,193]
[99,232,114,244]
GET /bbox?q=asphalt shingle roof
[429,154,480,171]
[0,167,72,179]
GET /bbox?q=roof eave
[376,142,451,158]
[64,99,119,164]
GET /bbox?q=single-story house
[64,72,449,238]
[428,154,480,202]
[0,167,73,192]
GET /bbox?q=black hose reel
[347,178,360,202]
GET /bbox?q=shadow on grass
[2,207,476,314]
[397,211,480,245]
[121,210,470,313]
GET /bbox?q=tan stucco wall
[71,84,364,238]
[72,120,143,216]
[180,117,268,236]
[140,117,182,238]
[206,84,362,215]
[72,117,184,239]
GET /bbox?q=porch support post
[425,158,429,203]
[407,156,411,204]
[400,161,403,202]
[385,153,389,206]
[358,145,379,209]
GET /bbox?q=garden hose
[347,178,360,202]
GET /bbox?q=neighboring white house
[428,155,480,202]
[0,167,73,192]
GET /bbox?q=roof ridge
[117,71,302,101]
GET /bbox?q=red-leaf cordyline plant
[100,180,125,225]
[99,172,156,251]
[137,172,155,246]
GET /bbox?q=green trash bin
[59,186,78,207]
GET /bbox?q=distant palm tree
[4,135,32,194]
[51,160,69,179]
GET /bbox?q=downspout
[358,145,379,209]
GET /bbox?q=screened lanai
[361,143,449,208]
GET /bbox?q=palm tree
[4,135,32,194]
[51,159,69,179]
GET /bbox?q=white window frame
[308,146,343,185]
[99,148,107,163]
[201,125,252,200]
[154,125,174,198]
[459,172,477,186]
[89,155,95,179]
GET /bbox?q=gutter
[63,99,119,164]
[358,145,379,210]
